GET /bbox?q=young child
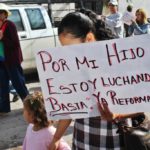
[23,92,71,150]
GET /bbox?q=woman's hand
[101,15,106,21]
[98,102,116,121]
[131,19,137,25]
[98,102,144,122]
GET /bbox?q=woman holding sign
[49,9,144,150]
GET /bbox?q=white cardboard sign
[35,34,150,120]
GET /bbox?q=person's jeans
[0,63,29,112]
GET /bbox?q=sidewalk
[0,100,27,150]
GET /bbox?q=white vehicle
[7,4,60,73]
[51,3,75,26]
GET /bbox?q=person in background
[102,0,124,38]
[0,3,28,114]
[122,5,135,37]
[128,8,150,36]
[49,9,143,150]
[23,92,71,150]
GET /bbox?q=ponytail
[79,8,115,40]
[58,9,115,41]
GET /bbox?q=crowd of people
[100,0,150,38]
[0,0,149,150]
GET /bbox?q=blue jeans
[0,63,29,112]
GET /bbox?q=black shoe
[12,94,19,102]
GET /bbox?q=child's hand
[49,138,60,150]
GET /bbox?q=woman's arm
[132,21,149,34]
[2,21,20,50]
[98,102,143,122]
[49,119,72,150]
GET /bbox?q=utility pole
[47,0,53,25]
[80,0,84,9]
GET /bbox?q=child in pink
[23,92,71,150]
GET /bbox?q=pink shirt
[23,124,71,150]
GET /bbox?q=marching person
[49,9,143,150]
[128,8,150,36]
[101,0,124,38]
[122,5,135,37]
[23,92,71,150]
[0,3,28,114]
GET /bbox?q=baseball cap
[0,3,11,16]
[108,0,118,6]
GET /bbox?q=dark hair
[58,9,115,41]
[127,5,133,12]
[58,11,95,39]
[23,92,49,128]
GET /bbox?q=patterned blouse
[72,116,125,150]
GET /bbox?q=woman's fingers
[102,103,111,114]
[98,102,114,121]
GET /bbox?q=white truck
[7,4,60,73]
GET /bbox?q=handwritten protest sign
[35,34,150,120]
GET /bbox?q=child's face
[23,107,34,124]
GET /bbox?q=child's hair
[23,92,49,128]
[127,5,133,12]
[58,8,115,41]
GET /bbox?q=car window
[25,8,46,30]
[8,9,25,31]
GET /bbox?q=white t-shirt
[121,11,135,25]
[23,124,71,150]
[105,12,124,38]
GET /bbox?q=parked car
[8,4,60,73]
